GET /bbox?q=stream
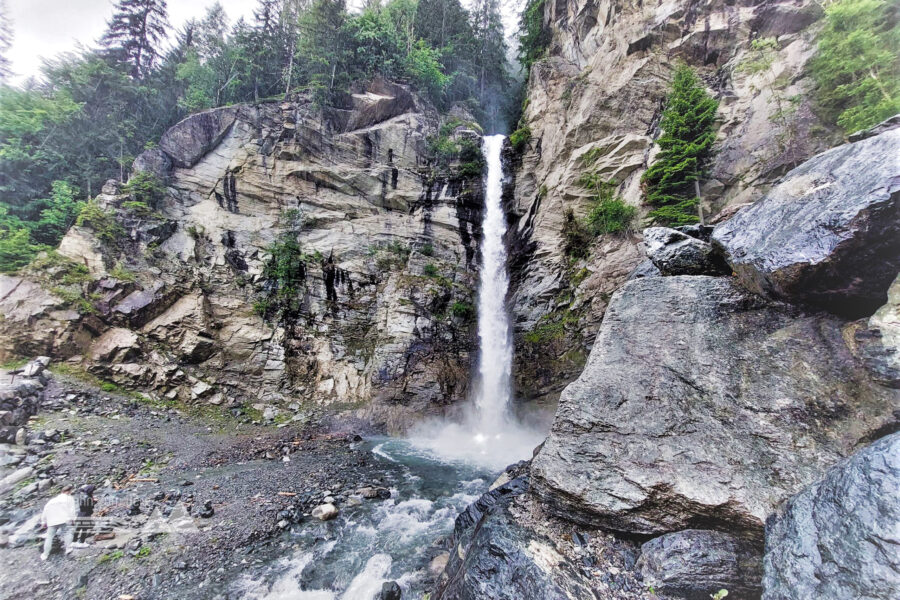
[232,437,496,599]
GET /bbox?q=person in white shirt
[40,485,78,560]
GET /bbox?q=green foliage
[0,228,41,273]
[136,545,152,559]
[711,590,728,600]
[110,262,136,282]
[450,300,475,321]
[509,126,531,152]
[122,171,165,208]
[423,263,439,277]
[517,0,550,69]
[641,64,719,226]
[76,200,124,243]
[99,550,125,564]
[256,234,309,322]
[810,0,900,133]
[563,177,634,257]
[420,243,434,257]
[562,208,592,259]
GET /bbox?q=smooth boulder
[643,227,729,276]
[637,529,762,599]
[530,276,898,538]
[762,432,900,600]
[311,503,339,521]
[712,125,900,318]
[158,106,238,168]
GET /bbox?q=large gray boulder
[432,463,595,600]
[712,126,900,318]
[643,227,729,276]
[637,529,763,599]
[158,106,238,168]
[762,432,900,600]
[530,276,898,539]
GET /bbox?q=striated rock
[762,433,900,600]
[643,227,729,276]
[433,463,595,600]
[159,106,238,168]
[712,127,900,318]
[132,147,172,180]
[530,276,898,539]
[853,274,900,387]
[637,529,762,599]
[89,328,141,363]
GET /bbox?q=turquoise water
[234,437,496,599]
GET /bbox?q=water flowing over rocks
[762,433,900,600]
[530,277,897,538]
[712,124,900,318]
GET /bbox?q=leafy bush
[423,263,439,277]
[450,300,475,321]
[509,126,532,152]
[563,177,635,257]
[0,228,41,273]
[641,64,718,226]
[562,208,592,259]
[810,0,900,133]
[122,171,166,209]
[76,200,124,243]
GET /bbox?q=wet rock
[429,552,449,576]
[198,500,214,519]
[762,432,900,600]
[626,259,661,281]
[381,580,402,600]
[643,227,729,276]
[712,126,900,318]
[311,503,338,521]
[637,529,763,599]
[358,486,391,499]
[530,276,898,539]
[432,464,595,600]
[128,500,141,516]
[852,273,900,387]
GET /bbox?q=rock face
[643,227,728,276]
[433,463,595,600]
[530,276,897,538]
[506,0,840,406]
[713,126,900,317]
[0,82,484,432]
[762,433,900,600]
[0,358,49,444]
[637,530,762,599]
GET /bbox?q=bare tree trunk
[694,178,705,225]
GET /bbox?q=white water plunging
[407,135,543,470]
[473,134,514,433]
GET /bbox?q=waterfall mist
[408,135,544,471]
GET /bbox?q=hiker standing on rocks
[72,484,96,547]
[39,485,78,560]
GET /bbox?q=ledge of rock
[530,276,898,539]
[762,432,900,599]
[643,227,729,276]
[159,106,238,168]
[712,125,900,318]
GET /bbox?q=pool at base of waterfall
[227,438,496,600]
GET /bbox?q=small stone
[311,503,338,521]
[198,500,214,518]
[429,552,449,576]
[14,429,25,445]
[381,581,402,600]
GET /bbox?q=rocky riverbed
[0,363,412,600]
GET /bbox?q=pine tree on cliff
[101,0,170,79]
[641,65,719,226]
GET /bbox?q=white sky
[5,0,257,85]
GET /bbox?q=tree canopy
[0,0,515,272]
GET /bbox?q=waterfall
[473,135,513,433]
[407,134,543,470]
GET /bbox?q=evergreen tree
[100,0,170,79]
[810,0,900,133]
[296,0,350,105]
[470,0,511,131]
[0,0,12,82]
[517,0,550,70]
[641,65,719,226]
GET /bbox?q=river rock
[712,125,900,318]
[530,276,898,538]
[637,529,762,599]
[381,581,402,600]
[643,227,728,276]
[762,432,900,600]
[311,503,338,521]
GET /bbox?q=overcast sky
[5,0,257,85]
